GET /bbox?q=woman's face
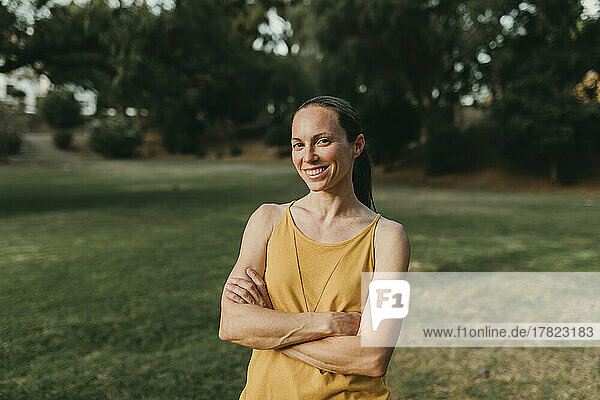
[290,105,361,192]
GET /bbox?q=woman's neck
[300,183,370,222]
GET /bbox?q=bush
[492,92,600,185]
[53,131,73,150]
[263,120,290,148]
[425,124,464,176]
[162,133,196,154]
[89,115,144,158]
[0,103,29,159]
[362,95,420,167]
[195,145,206,158]
[230,143,242,157]
[0,132,22,157]
[39,88,83,129]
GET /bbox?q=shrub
[362,95,420,167]
[263,120,290,148]
[425,124,464,176]
[0,132,22,157]
[39,88,83,129]
[195,145,206,158]
[89,115,144,158]
[0,103,29,159]
[492,91,600,185]
[162,133,196,154]
[230,143,242,157]
[53,131,73,150]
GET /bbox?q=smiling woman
[219,96,410,399]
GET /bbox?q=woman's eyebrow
[291,132,333,141]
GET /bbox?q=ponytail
[352,147,376,212]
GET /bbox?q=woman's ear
[353,134,365,158]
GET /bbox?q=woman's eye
[292,143,303,149]
[318,139,330,145]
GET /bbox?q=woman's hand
[330,311,361,336]
[225,267,273,309]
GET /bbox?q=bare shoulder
[251,202,290,237]
[373,216,411,273]
[374,216,409,245]
[229,202,286,278]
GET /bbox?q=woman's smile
[304,165,329,178]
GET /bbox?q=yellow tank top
[239,201,390,400]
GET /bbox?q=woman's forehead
[291,106,344,138]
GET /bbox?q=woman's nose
[303,146,319,162]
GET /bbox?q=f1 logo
[369,280,411,331]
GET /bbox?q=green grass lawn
[1,159,599,399]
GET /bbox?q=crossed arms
[218,204,410,377]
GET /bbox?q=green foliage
[425,124,464,176]
[7,0,311,155]
[493,93,600,184]
[263,120,290,148]
[4,0,599,179]
[285,0,468,160]
[89,115,144,158]
[284,0,600,179]
[161,131,199,155]
[485,4,600,184]
[39,88,83,129]
[195,144,207,158]
[230,142,243,157]
[0,103,28,158]
[0,131,23,157]
[0,2,29,74]
[53,130,73,150]
[361,93,420,166]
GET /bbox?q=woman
[219,96,410,399]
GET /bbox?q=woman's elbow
[219,303,240,343]
[218,315,271,349]
[361,364,387,378]
[360,364,387,378]
[367,364,387,378]
[362,352,389,378]
[219,317,233,342]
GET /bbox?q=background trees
[1,0,598,183]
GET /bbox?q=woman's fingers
[330,311,362,336]
[225,283,256,304]
[229,277,262,304]
[224,271,273,309]
[225,289,247,304]
[245,268,273,308]
[226,280,270,308]
[246,268,267,297]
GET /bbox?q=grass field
[1,157,599,399]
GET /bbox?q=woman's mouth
[304,166,329,179]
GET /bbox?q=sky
[581,0,600,19]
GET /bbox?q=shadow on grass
[1,186,274,217]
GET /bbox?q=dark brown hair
[292,95,377,212]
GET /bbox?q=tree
[4,0,300,155]
[39,87,82,129]
[487,1,600,184]
[283,0,484,170]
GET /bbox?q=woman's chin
[306,181,330,192]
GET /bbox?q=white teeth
[306,167,326,176]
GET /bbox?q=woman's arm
[277,220,410,377]
[218,204,360,350]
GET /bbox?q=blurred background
[1,0,599,399]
